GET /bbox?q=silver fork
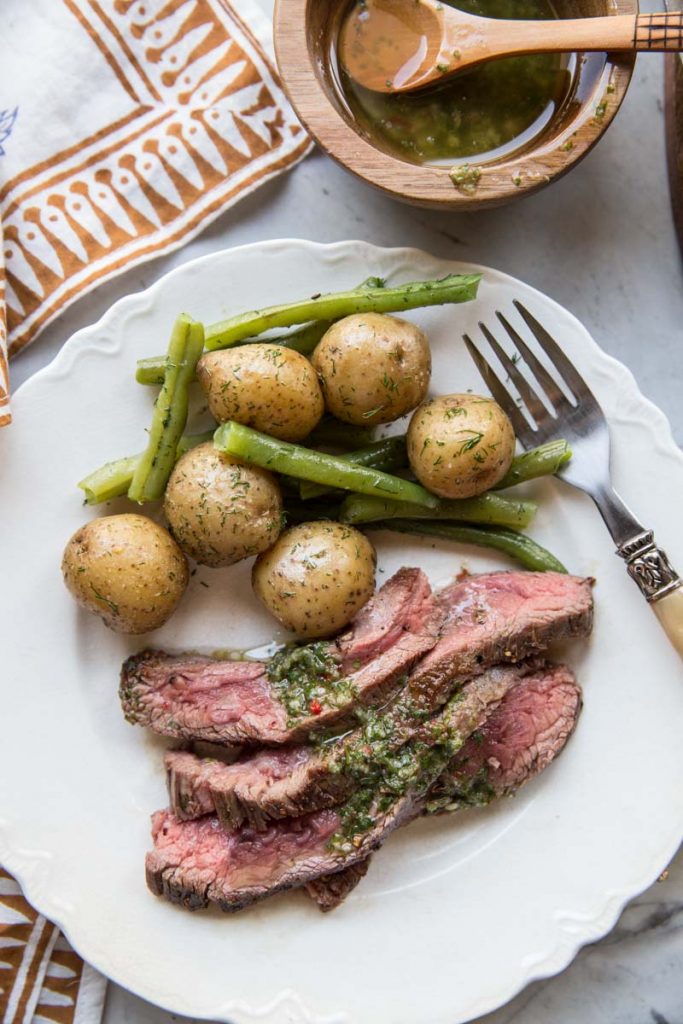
[464,300,683,657]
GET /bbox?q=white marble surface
[10,5,683,1021]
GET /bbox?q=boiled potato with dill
[61,513,188,634]
[164,443,283,567]
[407,394,515,499]
[252,521,376,638]
[196,344,324,442]
[311,313,431,426]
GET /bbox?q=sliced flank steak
[164,572,593,830]
[146,661,540,912]
[305,660,582,910]
[304,859,373,912]
[121,567,444,746]
[165,661,537,830]
[164,745,350,828]
[426,659,583,811]
[407,571,593,709]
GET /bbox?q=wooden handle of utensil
[665,52,683,254]
[634,12,683,52]
[653,584,683,657]
[461,13,683,63]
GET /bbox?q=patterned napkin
[0,869,107,1024]
[0,0,310,426]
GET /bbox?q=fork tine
[463,334,536,442]
[478,322,551,426]
[513,301,599,406]
[496,312,569,411]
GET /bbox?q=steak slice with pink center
[121,567,443,745]
[146,661,539,912]
[305,660,583,910]
[427,661,583,810]
[407,571,593,707]
[165,572,592,829]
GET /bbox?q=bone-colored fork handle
[617,530,683,657]
[654,587,683,656]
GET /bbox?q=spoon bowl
[339,0,445,91]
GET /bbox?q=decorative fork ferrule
[617,530,682,602]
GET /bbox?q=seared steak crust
[165,746,350,828]
[305,859,372,911]
[122,568,444,746]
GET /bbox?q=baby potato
[62,513,188,634]
[164,442,282,567]
[311,313,431,426]
[407,393,515,499]
[252,521,376,638]
[197,344,324,442]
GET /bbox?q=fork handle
[617,529,683,656]
[653,588,683,655]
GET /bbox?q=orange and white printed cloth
[0,0,311,426]
[0,869,107,1024]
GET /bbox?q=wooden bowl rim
[274,0,638,209]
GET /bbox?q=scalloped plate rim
[3,238,683,1024]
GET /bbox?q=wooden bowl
[274,0,636,210]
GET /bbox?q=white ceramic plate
[2,240,683,1024]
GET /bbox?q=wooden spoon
[339,0,683,93]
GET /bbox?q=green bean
[78,455,139,505]
[339,492,536,530]
[78,431,214,505]
[495,439,571,490]
[135,356,169,387]
[213,421,439,508]
[205,274,482,351]
[174,430,215,458]
[269,276,386,356]
[300,436,408,500]
[137,338,333,384]
[283,501,344,524]
[128,315,205,503]
[368,520,566,573]
[135,277,387,385]
[306,418,376,450]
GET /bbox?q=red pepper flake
[309,699,323,715]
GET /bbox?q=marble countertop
[11,6,683,1021]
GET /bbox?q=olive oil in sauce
[336,0,575,166]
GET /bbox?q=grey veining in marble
[11,0,683,1018]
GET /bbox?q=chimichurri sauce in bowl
[335,0,575,166]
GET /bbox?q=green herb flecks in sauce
[424,764,497,814]
[337,0,573,166]
[267,642,357,725]
[328,689,471,853]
